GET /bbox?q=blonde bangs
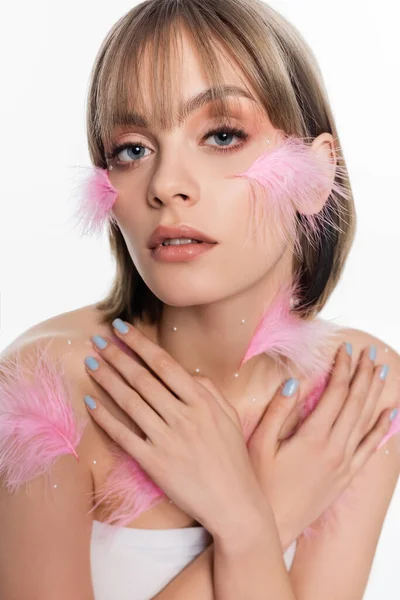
[94,12,251,154]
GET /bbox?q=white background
[0,1,399,597]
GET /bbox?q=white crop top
[90,519,298,600]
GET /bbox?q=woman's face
[106,29,292,307]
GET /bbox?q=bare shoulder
[0,304,118,477]
[1,303,109,356]
[331,324,400,433]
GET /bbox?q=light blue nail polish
[369,345,377,361]
[85,356,99,371]
[380,364,389,380]
[112,318,129,334]
[92,335,108,350]
[282,377,299,397]
[389,408,398,422]
[84,395,97,409]
[346,342,352,356]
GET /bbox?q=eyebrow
[115,85,257,129]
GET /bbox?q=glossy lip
[147,224,218,249]
[151,241,217,262]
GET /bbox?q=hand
[83,320,264,537]
[246,342,395,545]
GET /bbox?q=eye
[106,143,151,166]
[105,123,250,169]
[202,125,249,152]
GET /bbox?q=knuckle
[326,443,345,470]
[334,367,350,389]
[153,351,174,376]
[135,369,153,393]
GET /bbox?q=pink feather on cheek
[231,134,351,257]
[69,166,119,237]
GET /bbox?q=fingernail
[369,345,377,361]
[112,318,129,334]
[282,377,299,397]
[92,335,108,350]
[345,342,352,356]
[389,408,398,422]
[380,364,389,380]
[84,356,99,371]
[84,395,97,409]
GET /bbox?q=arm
[151,330,400,600]
[286,331,400,600]
[0,339,96,600]
[153,494,297,600]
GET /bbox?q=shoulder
[0,304,116,490]
[328,323,400,457]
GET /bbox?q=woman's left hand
[83,319,265,537]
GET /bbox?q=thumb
[248,377,300,454]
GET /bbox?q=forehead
[114,85,260,132]
[102,22,266,144]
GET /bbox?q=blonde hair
[86,0,355,326]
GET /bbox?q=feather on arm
[0,340,89,493]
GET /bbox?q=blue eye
[105,124,249,169]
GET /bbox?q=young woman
[0,1,399,599]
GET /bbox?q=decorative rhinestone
[385,450,389,454]
[172,326,178,332]
[93,460,97,465]
[241,319,246,324]
[53,484,58,489]
[108,165,113,170]
[252,397,257,402]
[233,372,239,378]
[67,339,71,345]
[195,368,200,373]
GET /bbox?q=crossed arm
[152,497,298,600]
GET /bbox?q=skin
[4,25,396,538]
[104,25,337,410]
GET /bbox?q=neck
[150,249,293,404]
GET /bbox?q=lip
[147,224,218,249]
[151,241,217,262]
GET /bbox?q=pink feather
[0,342,88,493]
[239,278,341,378]
[231,134,351,258]
[87,443,166,529]
[68,166,119,236]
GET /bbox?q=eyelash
[105,124,250,169]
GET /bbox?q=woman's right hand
[246,342,396,549]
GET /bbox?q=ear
[303,132,338,215]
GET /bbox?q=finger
[111,319,197,405]
[84,354,166,440]
[345,362,389,456]
[83,394,151,467]
[90,337,182,426]
[193,375,241,426]
[248,377,300,457]
[351,407,397,473]
[300,343,351,439]
[330,347,375,447]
